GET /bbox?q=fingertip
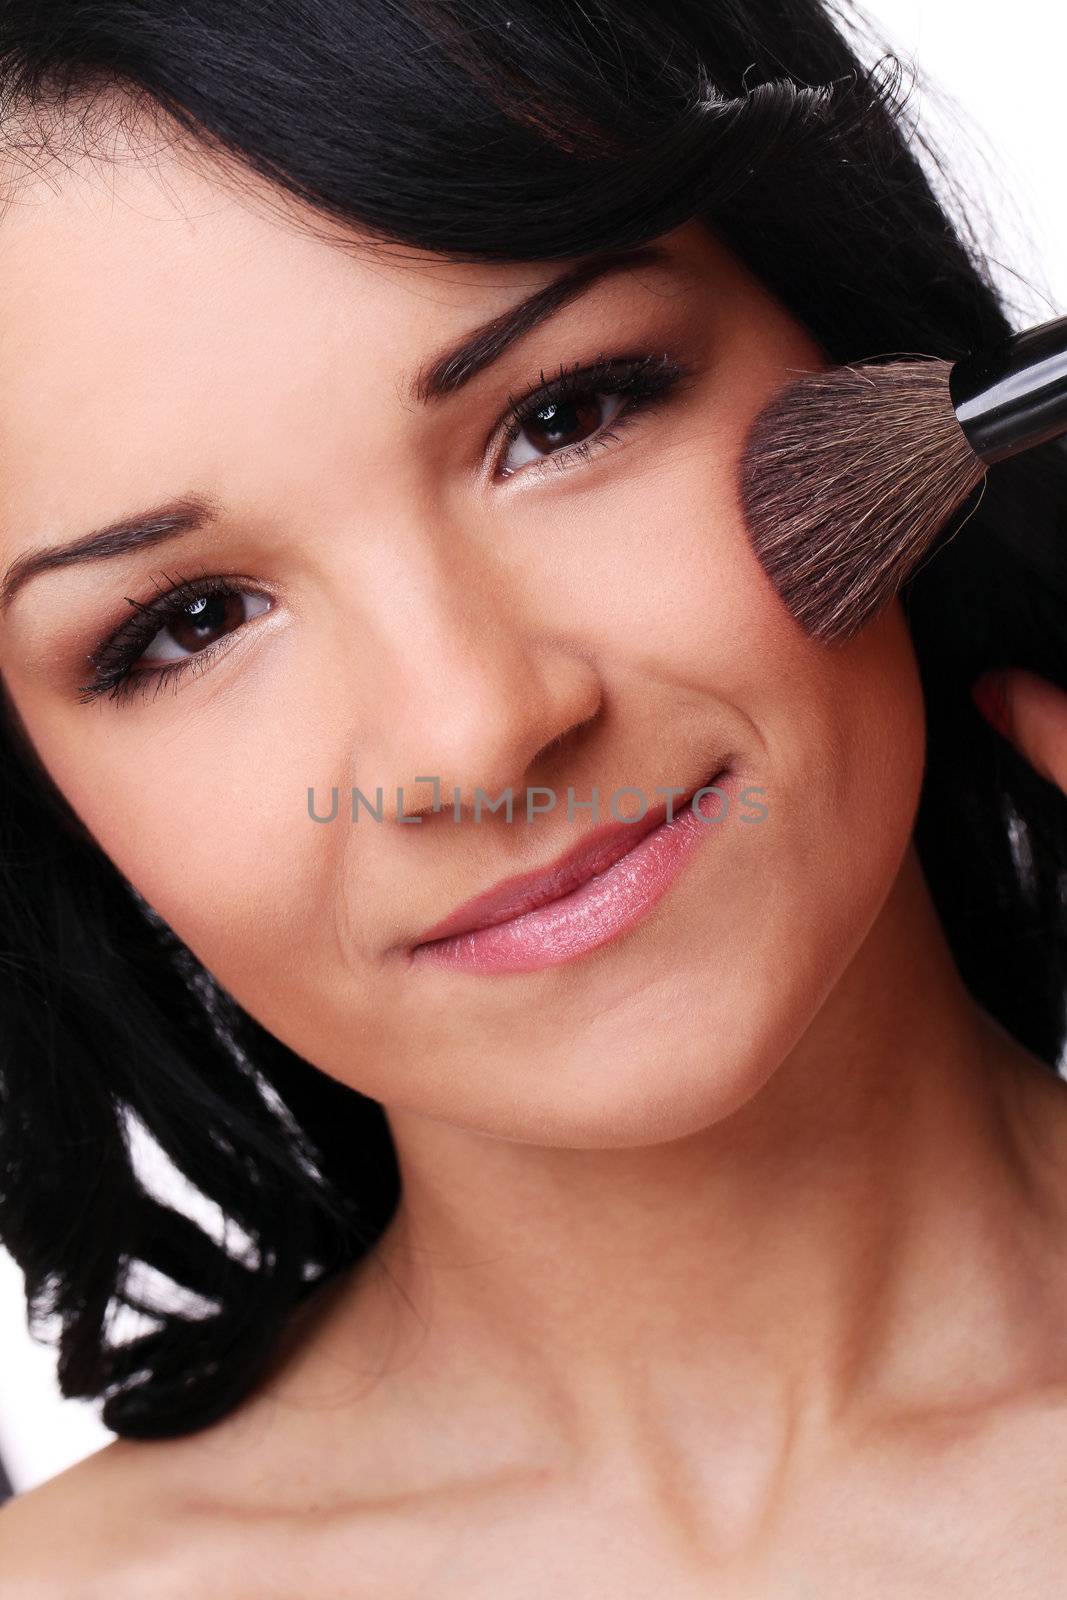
[970,671,1014,743]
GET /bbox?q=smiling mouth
[408,760,734,957]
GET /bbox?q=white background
[3,0,1067,1496]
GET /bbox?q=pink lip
[409,763,736,975]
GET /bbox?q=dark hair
[2,0,1066,1441]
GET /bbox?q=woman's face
[0,136,925,1147]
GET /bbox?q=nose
[361,581,603,825]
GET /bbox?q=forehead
[0,110,542,378]
[0,109,585,543]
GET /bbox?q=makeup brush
[737,313,1067,644]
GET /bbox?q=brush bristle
[737,358,987,643]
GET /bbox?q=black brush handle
[949,313,1067,464]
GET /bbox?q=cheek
[578,441,926,848]
[483,429,796,676]
[724,592,927,1040]
[4,666,351,1011]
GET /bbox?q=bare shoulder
[0,1277,367,1597]
[0,1442,123,1596]
[0,1437,206,1599]
[0,1411,405,1600]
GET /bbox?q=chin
[425,985,821,1152]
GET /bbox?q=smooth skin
[3,104,1067,1598]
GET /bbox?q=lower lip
[410,767,737,976]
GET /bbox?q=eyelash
[77,570,262,707]
[78,349,695,707]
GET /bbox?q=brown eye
[157,592,244,658]
[140,591,271,666]
[80,581,276,706]
[502,391,625,474]
[523,397,603,453]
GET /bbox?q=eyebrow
[0,242,672,617]
[0,495,224,617]
[410,242,672,402]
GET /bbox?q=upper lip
[410,761,730,948]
